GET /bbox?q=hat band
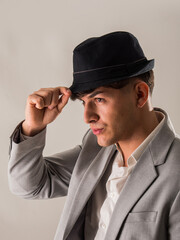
[73,58,149,83]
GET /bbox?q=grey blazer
[8,109,180,240]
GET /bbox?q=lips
[91,128,104,135]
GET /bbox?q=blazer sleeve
[8,123,83,200]
[168,190,180,240]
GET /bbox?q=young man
[8,32,180,240]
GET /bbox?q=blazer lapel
[104,147,158,240]
[64,144,116,239]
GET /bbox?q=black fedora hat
[69,31,154,93]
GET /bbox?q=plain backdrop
[1,0,180,239]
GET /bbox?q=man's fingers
[57,91,71,113]
[24,87,71,136]
[33,89,53,107]
[28,94,45,109]
[58,87,71,95]
[28,87,71,111]
[48,88,60,110]
[48,87,71,110]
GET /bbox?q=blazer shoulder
[170,135,180,155]
[164,136,180,188]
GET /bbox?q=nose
[84,102,99,124]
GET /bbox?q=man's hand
[22,87,71,136]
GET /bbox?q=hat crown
[70,31,154,94]
[73,31,146,73]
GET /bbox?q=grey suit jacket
[8,108,180,240]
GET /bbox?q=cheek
[101,109,117,125]
[98,100,133,127]
[106,105,132,129]
[102,109,122,130]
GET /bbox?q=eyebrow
[88,90,104,98]
[78,90,106,101]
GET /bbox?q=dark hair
[137,70,154,94]
[70,70,154,100]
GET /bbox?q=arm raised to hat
[22,87,71,136]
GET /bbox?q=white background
[1,0,180,239]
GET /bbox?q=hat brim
[69,59,154,94]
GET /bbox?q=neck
[117,109,160,166]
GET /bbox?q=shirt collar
[132,111,165,160]
[115,110,165,163]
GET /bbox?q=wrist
[22,121,46,137]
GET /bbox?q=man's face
[80,84,138,147]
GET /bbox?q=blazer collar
[149,108,175,166]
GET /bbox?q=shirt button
[100,223,106,229]
[110,192,116,198]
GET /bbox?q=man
[8,32,180,240]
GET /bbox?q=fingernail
[48,105,54,110]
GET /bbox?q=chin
[97,136,115,147]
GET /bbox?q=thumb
[57,91,71,113]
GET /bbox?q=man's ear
[134,81,149,108]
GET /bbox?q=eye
[95,98,104,103]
